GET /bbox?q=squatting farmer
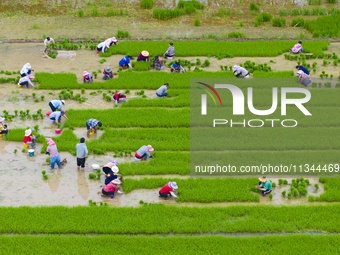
[113,90,126,106]
[49,110,68,125]
[137,51,149,62]
[153,55,164,70]
[101,179,123,197]
[163,42,175,59]
[103,66,113,80]
[135,145,154,161]
[290,41,303,54]
[159,181,178,198]
[86,118,102,133]
[49,99,65,112]
[83,71,93,83]
[156,83,168,98]
[96,41,110,54]
[20,63,33,77]
[255,176,272,196]
[44,36,55,53]
[233,65,250,78]
[17,74,35,88]
[119,56,133,69]
[170,62,185,73]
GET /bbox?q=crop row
[1,235,340,254]
[101,41,329,57]
[309,178,340,201]
[123,177,259,202]
[3,204,340,233]
[304,14,340,38]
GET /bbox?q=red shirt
[160,183,173,194]
[103,182,119,193]
[23,135,31,143]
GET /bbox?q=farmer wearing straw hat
[103,66,114,80]
[102,179,123,197]
[119,56,133,69]
[49,99,65,112]
[76,137,88,172]
[20,63,33,77]
[135,145,154,161]
[96,41,110,54]
[104,37,118,46]
[159,182,178,198]
[45,138,61,169]
[17,74,35,88]
[137,51,149,62]
[23,128,37,149]
[255,176,272,196]
[49,110,68,125]
[83,71,93,83]
[0,117,8,136]
[113,90,126,106]
[104,165,120,185]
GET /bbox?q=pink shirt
[292,43,302,52]
[103,182,119,192]
[46,144,59,158]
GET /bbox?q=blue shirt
[105,170,118,185]
[51,100,62,109]
[171,63,184,71]
[298,66,309,75]
[86,119,99,128]
[119,56,130,66]
[49,111,61,120]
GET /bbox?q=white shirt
[97,42,109,53]
[44,38,54,46]
[20,63,31,75]
[235,66,248,77]
[18,76,34,87]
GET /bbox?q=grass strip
[2,204,340,233]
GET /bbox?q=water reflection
[77,171,90,200]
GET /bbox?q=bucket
[55,129,61,134]
[167,57,173,60]
[92,164,100,170]
[23,143,29,148]
[89,131,93,135]
[46,112,51,116]
[28,149,35,157]
[0,134,3,137]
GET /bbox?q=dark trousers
[19,81,29,87]
[0,130,8,134]
[49,102,57,112]
[159,191,169,198]
[102,189,115,196]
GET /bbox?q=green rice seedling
[283,180,288,185]
[125,89,130,94]
[131,61,150,71]
[99,59,107,64]
[32,23,38,29]
[298,186,308,195]
[34,99,39,103]
[219,7,231,16]
[308,0,321,4]
[22,149,26,153]
[278,8,288,16]
[302,8,313,15]
[268,193,273,200]
[140,0,153,9]
[33,125,39,132]
[77,9,84,17]
[42,171,46,175]
[314,183,319,190]
[32,93,36,98]
[290,8,300,15]
[282,190,286,197]
[43,175,48,180]
[40,95,45,101]
[14,149,17,153]
[287,192,292,199]
[291,17,304,27]
[91,8,99,16]
[249,2,259,11]
[272,18,286,27]
[45,157,50,163]
[278,179,283,185]
[116,30,130,39]
[194,18,201,26]
[81,88,85,94]
[89,173,96,179]
[330,74,334,79]
[272,182,276,188]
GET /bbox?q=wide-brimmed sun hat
[28,74,35,79]
[141,51,149,57]
[61,100,65,105]
[105,66,112,73]
[259,176,267,182]
[297,70,304,75]
[111,179,122,185]
[83,71,89,77]
[111,166,119,173]
[0,117,5,122]
[118,90,124,95]
[111,160,118,166]
[25,129,32,137]
[146,145,154,152]
[111,37,117,43]
[169,181,178,190]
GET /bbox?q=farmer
[153,56,164,70]
[83,71,93,83]
[76,137,88,171]
[86,118,102,133]
[49,100,65,112]
[101,179,123,197]
[296,65,310,75]
[0,117,9,136]
[156,83,168,98]
[119,56,133,69]
[96,41,110,54]
[135,145,154,161]
[102,160,119,174]
[103,66,113,80]
[255,176,272,196]
[104,37,118,46]
[137,51,149,62]
[49,110,68,125]
[44,36,55,53]
[163,42,175,59]
[104,165,120,185]
[20,63,33,77]
[291,41,303,54]
[23,128,37,149]
[113,90,126,106]
[45,138,61,169]
[159,181,178,198]
[297,70,312,87]
[233,65,250,78]
[17,74,35,88]
[170,62,185,73]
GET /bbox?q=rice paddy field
[1,0,340,253]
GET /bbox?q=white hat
[141,51,149,57]
[25,129,32,137]
[111,179,121,185]
[0,117,4,122]
[61,100,65,105]
[111,166,119,173]
[169,181,178,190]
[111,37,117,43]
[297,70,304,75]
